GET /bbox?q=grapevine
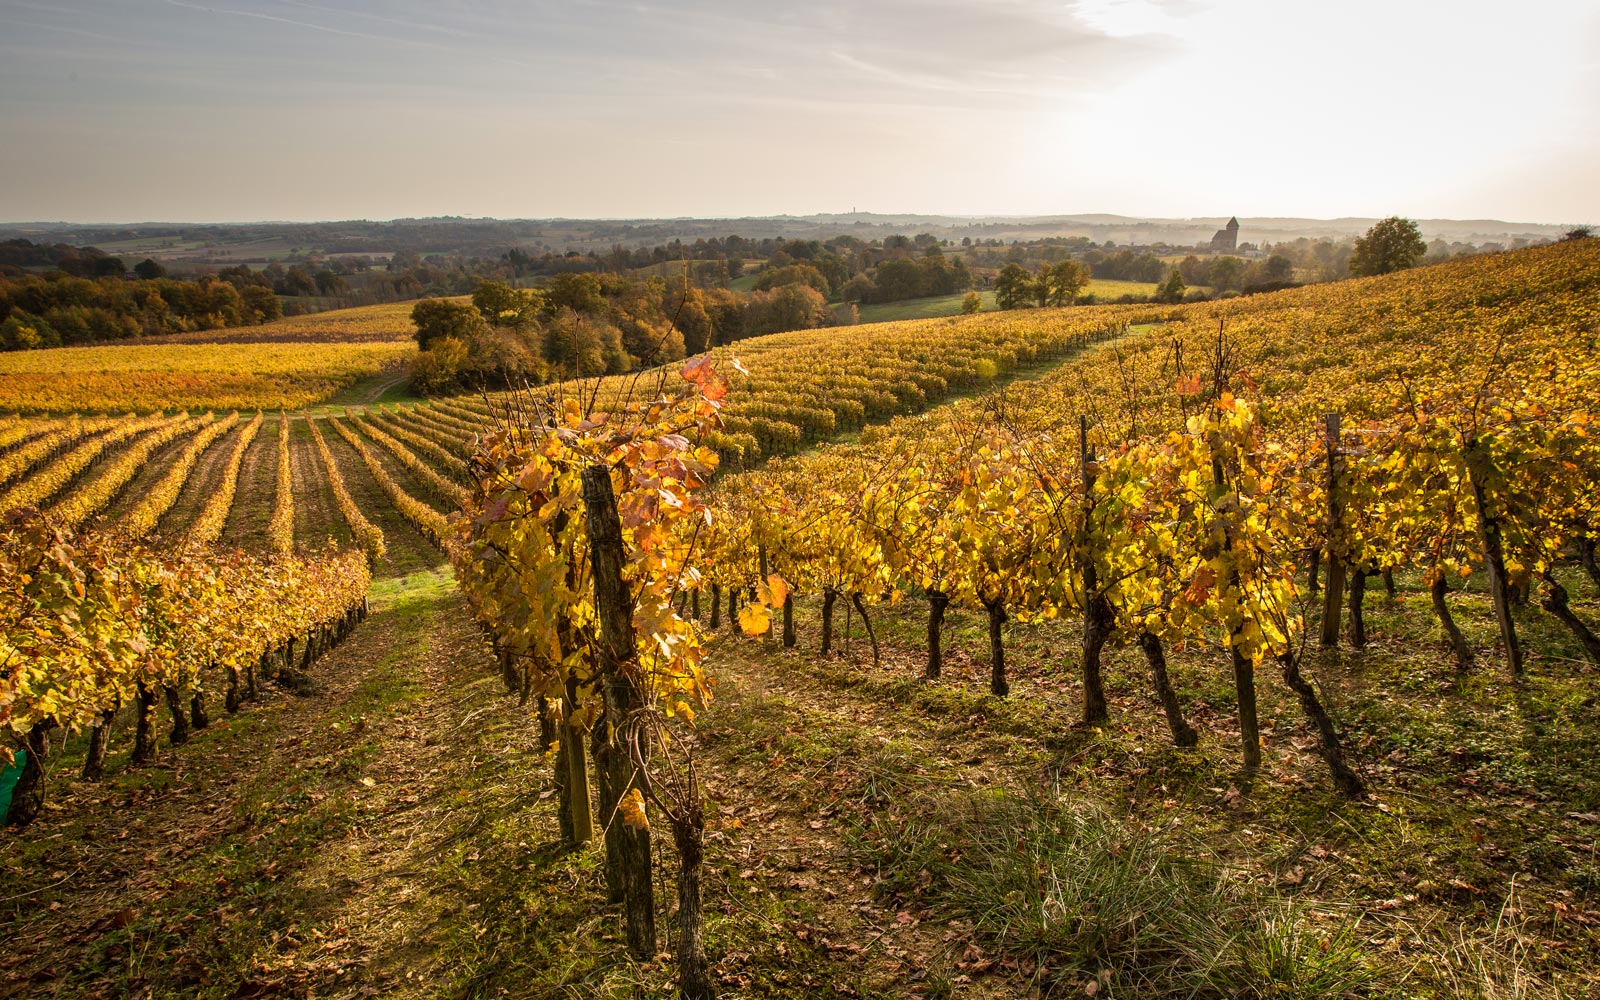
[304,412,387,565]
[121,411,242,538]
[268,411,295,556]
[189,411,264,546]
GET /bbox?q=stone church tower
[1209,216,1240,252]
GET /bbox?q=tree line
[0,270,282,350]
[408,273,839,394]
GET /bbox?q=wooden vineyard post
[984,598,1008,697]
[925,589,948,680]
[1319,413,1347,648]
[821,587,838,656]
[1078,415,1111,725]
[580,464,657,959]
[562,671,595,848]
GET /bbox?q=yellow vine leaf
[619,787,649,831]
[738,603,771,636]
[766,573,790,607]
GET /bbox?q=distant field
[1081,277,1159,299]
[856,279,1157,323]
[147,299,424,345]
[91,236,207,256]
[857,291,995,323]
[0,340,414,413]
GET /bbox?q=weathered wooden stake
[1078,415,1111,726]
[581,464,657,960]
[1319,413,1346,648]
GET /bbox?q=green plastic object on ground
[0,750,26,822]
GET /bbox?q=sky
[0,0,1596,224]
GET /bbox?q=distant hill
[0,213,1583,265]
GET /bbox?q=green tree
[961,291,982,314]
[133,258,166,280]
[1262,254,1294,283]
[409,335,468,393]
[0,310,57,350]
[412,298,489,351]
[239,284,282,323]
[545,273,606,315]
[1154,269,1186,304]
[753,264,831,298]
[1209,255,1245,292]
[313,269,347,295]
[1046,260,1087,307]
[743,284,830,335]
[994,263,1033,310]
[471,280,543,330]
[841,274,876,303]
[1349,216,1428,276]
[1032,265,1052,308]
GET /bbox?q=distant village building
[1209,216,1240,252]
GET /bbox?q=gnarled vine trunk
[132,682,158,764]
[1138,631,1196,747]
[1279,650,1365,798]
[1542,573,1600,663]
[1430,573,1474,667]
[851,592,880,669]
[1466,441,1523,675]
[165,686,191,746]
[1579,536,1600,591]
[1347,567,1368,650]
[672,770,716,1000]
[5,724,50,827]
[82,707,117,781]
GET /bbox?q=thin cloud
[275,0,478,39]
[0,15,139,46]
[158,0,536,68]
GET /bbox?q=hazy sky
[1,0,1596,223]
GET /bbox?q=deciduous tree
[1350,217,1427,276]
